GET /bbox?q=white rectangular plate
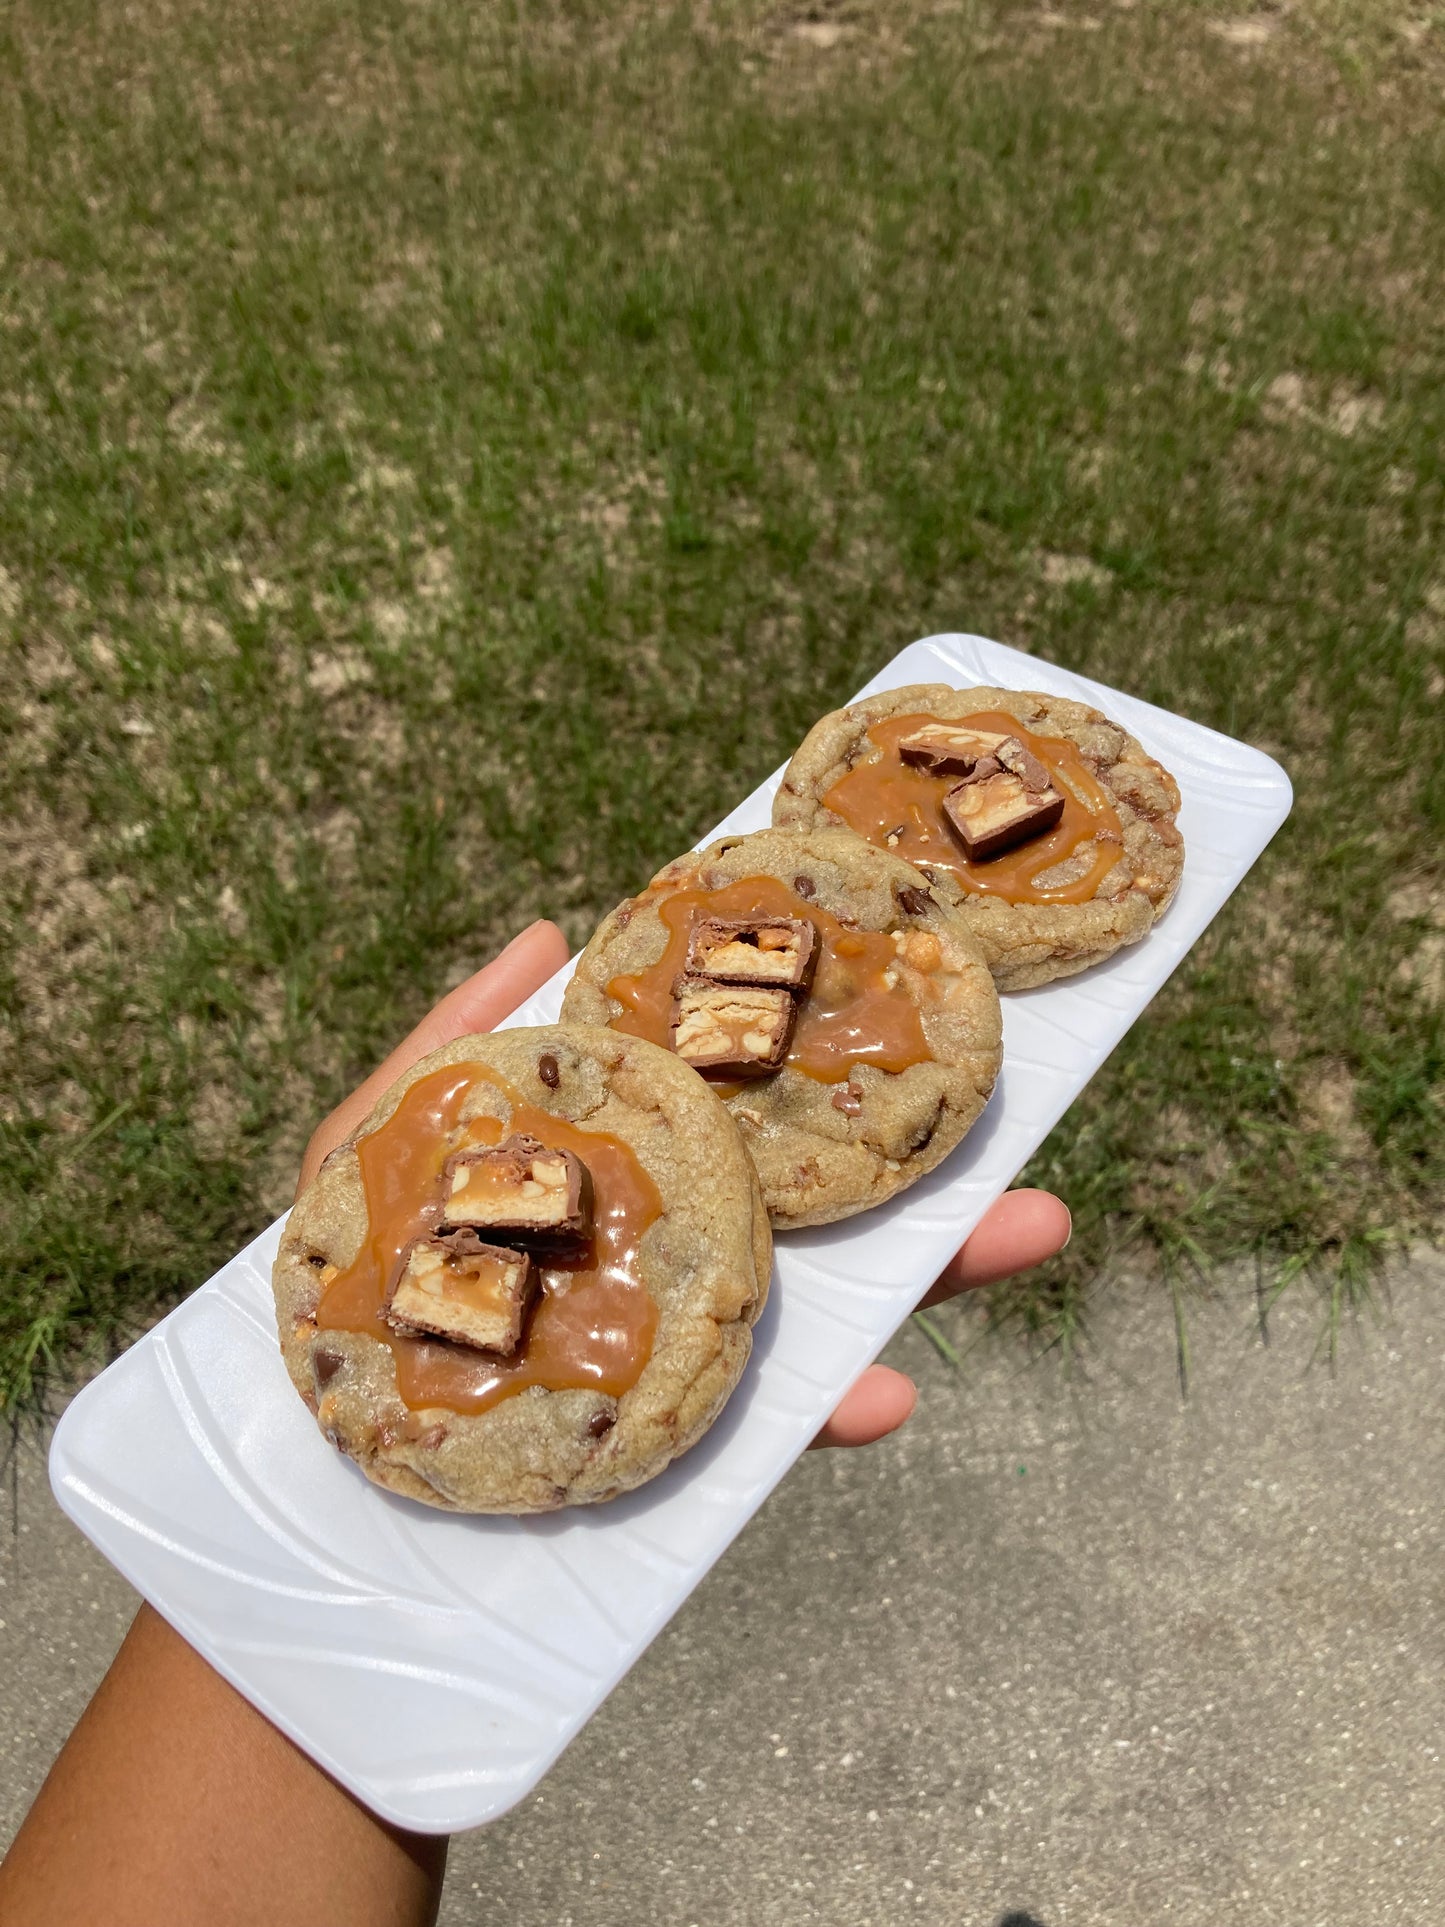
[50,634,1291,1832]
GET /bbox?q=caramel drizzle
[317,1064,661,1415]
[821,710,1124,905]
[605,875,932,1088]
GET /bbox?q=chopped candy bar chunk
[942,769,1065,861]
[440,1135,593,1247]
[384,1233,535,1355]
[994,736,1054,793]
[685,915,818,991]
[897,721,1012,777]
[670,979,796,1077]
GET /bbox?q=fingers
[810,1364,917,1450]
[371,921,572,1076]
[918,1188,1071,1309]
[294,921,572,1198]
[811,1189,1072,1451]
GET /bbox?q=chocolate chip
[587,1410,616,1439]
[306,1251,329,1268]
[895,885,934,918]
[538,1051,560,1089]
[792,874,816,898]
[313,1348,345,1386]
[831,1085,863,1116]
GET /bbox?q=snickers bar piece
[942,768,1065,861]
[440,1135,594,1248]
[897,721,1012,778]
[685,915,818,992]
[671,979,797,1078]
[384,1232,535,1355]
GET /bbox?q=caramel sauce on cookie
[317,1064,660,1414]
[604,874,932,1087]
[821,711,1124,905]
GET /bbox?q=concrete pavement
[4,1252,1442,1925]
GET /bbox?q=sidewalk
[4,1252,1442,1925]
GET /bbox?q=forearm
[0,1605,446,1927]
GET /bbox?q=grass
[1,0,1442,1408]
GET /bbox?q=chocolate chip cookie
[274,1024,771,1514]
[560,828,1002,1228]
[772,684,1184,991]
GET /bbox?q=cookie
[560,828,1002,1229]
[772,684,1184,991]
[274,1024,771,1514]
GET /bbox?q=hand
[0,920,1071,1927]
[808,1186,1070,1447]
[297,920,1071,1453]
